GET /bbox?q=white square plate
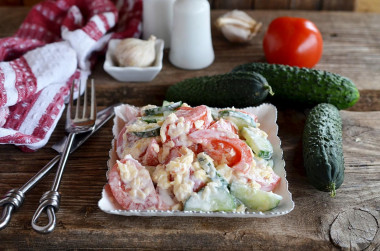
[104,39,164,82]
[98,103,294,218]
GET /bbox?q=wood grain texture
[212,0,254,9]
[356,0,380,12]
[0,8,380,250]
[290,0,322,10]
[5,0,379,12]
[210,0,355,10]
[0,0,21,6]
[254,0,291,10]
[322,0,355,11]
[330,208,378,249]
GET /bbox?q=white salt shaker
[143,0,175,48]
[169,0,215,70]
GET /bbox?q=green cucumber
[143,101,182,116]
[132,126,161,138]
[184,153,236,212]
[165,72,273,108]
[241,127,273,160]
[303,103,344,197]
[230,181,282,211]
[232,62,359,110]
[267,159,274,169]
[184,184,236,212]
[218,110,256,130]
[197,152,228,188]
[141,115,164,123]
[210,108,219,121]
[162,100,171,106]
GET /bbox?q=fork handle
[0,155,60,230]
[31,132,76,234]
[51,132,76,192]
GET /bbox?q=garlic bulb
[215,10,262,43]
[115,35,156,67]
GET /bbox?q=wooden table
[1,8,379,250]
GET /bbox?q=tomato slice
[108,156,159,210]
[189,129,253,173]
[255,170,281,192]
[116,126,141,159]
[141,138,160,166]
[208,119,239,135]
[120,104,141,123]
[116,125,161,166]
[175,105,212,125]
[161,105,213,144]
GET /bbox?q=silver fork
[31,79,96,234]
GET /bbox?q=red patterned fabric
[0,0,142,151]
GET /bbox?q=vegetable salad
[108,102,282,212]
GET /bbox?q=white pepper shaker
[169,0,215,70]
[143,0,175,48]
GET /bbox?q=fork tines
[68,79,96,125]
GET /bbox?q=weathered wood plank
[356,0,380,12]
[254,0,291,9]
[322,0,355,11]
[0,0,22,6]
[0,7,26,37]
[290,0,322,10]
[212,0,254,9]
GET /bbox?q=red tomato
[208,119,239,135]
[175,105,213,131]
[162,105,213,144]
[141,138,160,166]
[263,17,323,68]
[116,126,140,159]
[108,157,159,210]
[189,129,253,173]
[255,171,281,192]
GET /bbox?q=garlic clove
[220,25,253,43]
[115,35,156,67]
[216,16,255,30]
[215,10,262,43]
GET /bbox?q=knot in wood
[329,208,379,250]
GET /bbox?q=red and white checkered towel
[0,0,142,152]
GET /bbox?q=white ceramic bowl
[104,38,164,82]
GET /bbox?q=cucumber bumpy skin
[302,103,344,197]
[165,72,273,108]
[232,62,359,110]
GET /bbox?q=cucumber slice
[141,115,164,123]
[267,159,274,169]
[162,100,171,106]
[197,152,228,188]
[218,110,256,130]
[184,184,236,212]
[210,108,219,121]
[241,127,273,160]
[230,182,282,211]
[144,101,182,116]
[132,126,161,138]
